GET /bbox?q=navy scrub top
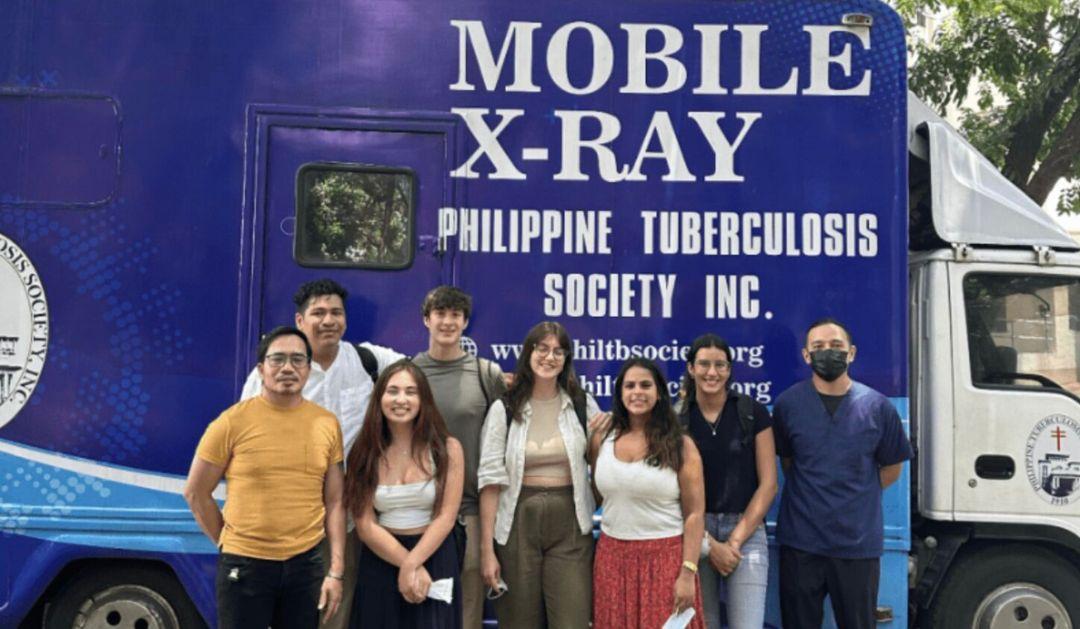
[773,379,913,559]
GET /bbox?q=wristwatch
[326,571,345,581]
[682,560,698,574]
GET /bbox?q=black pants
[216,543,324,629]
[779,546,879,629]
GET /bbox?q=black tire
[43,565,206,629]
[929,544,1080,629]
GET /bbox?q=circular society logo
[1025,414,1080,506]
[0,231,48,428]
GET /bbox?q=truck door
[951,265,1080,526]
[240,111,457,374]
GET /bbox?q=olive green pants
[494,486,594,629]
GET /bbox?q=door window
[964,273,1080,396]
[295,163,415,269]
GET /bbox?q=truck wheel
[930,545,1080,629]
[43,565,205,629]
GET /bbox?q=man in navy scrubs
[773,318,913,629]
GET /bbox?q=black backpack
[678,392,757,447]
[353,344,380,381]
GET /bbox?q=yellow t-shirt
[196,396,344,560]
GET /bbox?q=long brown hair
[344,360,451,519]
[608,357,685,471]
[503,321,583,422]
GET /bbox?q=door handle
[975,455,1015,480]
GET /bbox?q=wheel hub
[973,582,1072,629]
[73,584,179,629]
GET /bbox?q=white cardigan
[477,390,600,545]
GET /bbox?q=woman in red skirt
[589,358,706,629]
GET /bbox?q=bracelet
[681,560,698,574]
[326,571,345,581]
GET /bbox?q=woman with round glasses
[477,321,601,628]
[590,358,706,629]
[679,334,776,629]
[344,360,465,628]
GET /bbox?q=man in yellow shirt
[184,326,346,629]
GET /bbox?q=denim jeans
[216,542,324,629]
[698,513,769,629]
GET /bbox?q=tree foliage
[300,170,411,266]
[896,0,1080,213]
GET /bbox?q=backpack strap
[676,394,755,446]
[476,357,492,411]
[502,393,515,429]
[734,392,756,447]
[354,344,379,382]
[571,389,589,437]
[673,398,689,429]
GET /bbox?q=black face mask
[810,349,849,382]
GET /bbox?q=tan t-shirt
[196,396,344,560]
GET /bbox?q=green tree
[897,0,1080,213]
[302,170,411,265]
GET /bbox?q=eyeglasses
[265,353,310,368]
[533,344,567,360]
[694,359,731,371]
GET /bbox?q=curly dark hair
[608,357,684,471]
[421,285,472,320]
[293,278,348,313]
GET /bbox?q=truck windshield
[964,273,1080,396]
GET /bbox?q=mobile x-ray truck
[1,0,1079,627]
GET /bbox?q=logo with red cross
[1025,414,1080,506]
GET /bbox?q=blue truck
[2,0,1079,627]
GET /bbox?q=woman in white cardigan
[477,321,602,629]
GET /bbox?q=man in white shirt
[240,278,403,629]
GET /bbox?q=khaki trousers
[494,486,594,629]
[319,531,358,629]
[461,514,485,629]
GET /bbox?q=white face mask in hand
[662,607,696,629]
[427,578,455,604]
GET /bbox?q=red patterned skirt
[593,533,705,629]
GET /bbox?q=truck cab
[908,94,1080,627]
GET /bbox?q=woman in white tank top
[343,361,465,628]
[589,358,707,629]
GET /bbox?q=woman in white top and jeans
[345,361,465,628]
[477,321,601,628]
[590,357,706,629]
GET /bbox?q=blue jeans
[699,513,769,629]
